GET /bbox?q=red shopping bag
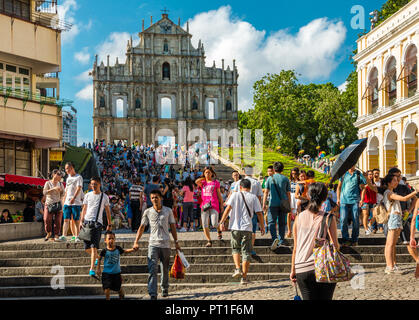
[170,252,185,279]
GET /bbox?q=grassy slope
[219,147,331,183]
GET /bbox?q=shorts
[231,230,252,261]
[82,223,103,249]
[63,205,81,221]
[193,208,201,220]
[101,273,122,291]
[361,203,374,211]
[387,213,403,230]
[201,209,219,229]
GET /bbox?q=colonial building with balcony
[354,0,419,177]
[0,0,71,179]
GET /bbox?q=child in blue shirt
[96,231,137,300]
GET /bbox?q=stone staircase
[0,236,416,299]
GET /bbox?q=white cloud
[75,69,91,82]
[96,32,139,65]
[185,6,347,110]
[76,84,93,101]
[338,81,348,92]
[58,0,79,44]
[74,47,91,64]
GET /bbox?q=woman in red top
[360,170,377,235]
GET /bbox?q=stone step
[0,237,389,250]
[0,245,406,259]
[0,253,413,268]
[0,272,289,287]
[0,261,411,277]
[0,283,234,299]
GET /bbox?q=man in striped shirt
[129,178,143,233]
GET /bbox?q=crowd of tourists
[7,138,417,301]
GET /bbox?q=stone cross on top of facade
[161,8,170,17]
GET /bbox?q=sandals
[44,233,52,241]
[205,241,212,247]
[218,231,223,240]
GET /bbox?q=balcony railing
[0,85,72,110]
[0,0,72,31]
[37,72,59,79]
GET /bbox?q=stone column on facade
[142,124,147,146]
[129,85,134,117]
[151,84,155,118]
[199,86,204,118]
[106,122,111,144]
[142,86,146,118]
[395,120,404,174]
[151,120,156,145]
[94,125,98,142]
[130,122,134,145]
[395,42,403,103]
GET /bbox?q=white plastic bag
[177,250,190,269]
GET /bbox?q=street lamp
[297,133,305,150]
[331,133,339,155]
[327,138,333,155]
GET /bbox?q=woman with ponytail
[290,182,339,300]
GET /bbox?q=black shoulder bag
[78,193,104,242]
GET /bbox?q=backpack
[372,193,393,225]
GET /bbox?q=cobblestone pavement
[154,266,419,300]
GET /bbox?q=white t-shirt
[243,176,264,198]
[226,191,262,232]
[83,192,110,225]
[383,190,402,215]
[64,174,84,206]
[230,181,240,193]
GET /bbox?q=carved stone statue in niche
[99,96,106,108]
[135,97,141,109]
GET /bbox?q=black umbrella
[330,138,367,183]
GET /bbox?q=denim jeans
[147,246,171,297]
[340,203,360,242]
[267,206,287,244]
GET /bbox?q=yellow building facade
[0,0,70,178]
[354,0,419,177]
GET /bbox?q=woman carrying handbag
[290,182,341,300]
[43,169,65,241]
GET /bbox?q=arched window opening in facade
[363,67,378,114]
[116,98,124,118]
[385,57,397,106]
[161,97,172,119]
[208,101,215,119]
[406,45,417,97]
[162,62,170,80]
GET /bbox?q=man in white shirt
[61,162,84,242]
[220,179,265,284]
[81,176,112,278]
[242,166,264,255]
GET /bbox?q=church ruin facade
[91,13,239,146]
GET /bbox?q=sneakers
[251,250,257,256]
[240,277,250,285]
[179,227,187,232]
[270,239,279,251]
[385,266,394,275]
[89,269,96,277]
[162,291,169,297]
[56,236,66,242]
[75,237,82,243]
[393,265,403,274]
[70,236,76,242]
[365,227,372,236]
[232,268,242,279]
[402,241,409,245]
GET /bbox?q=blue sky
[58,0,385,145]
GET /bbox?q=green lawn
[218,147,331,183]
